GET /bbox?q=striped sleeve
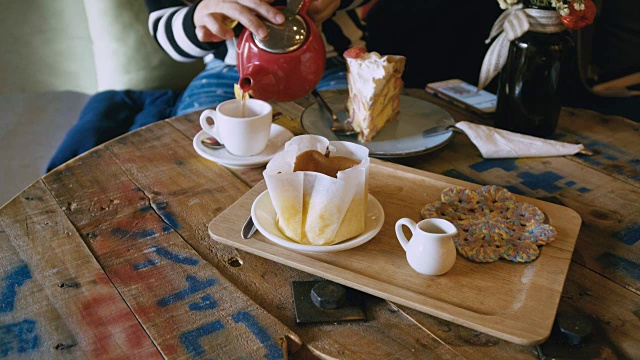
[146,0,221,62]
[322,4,370,58]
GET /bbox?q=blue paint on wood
[162,225,174,233]
[564,181,576,187]
[503,185,524,195]
[597,253,640,280]
[111,228,156,239]
[159,213,180,230]
[155,202,169,211]
[232,311,284,360]
[157,275,216,307]
[133,259,159,271]
[188,295,217,311]
[616,224,640,246]
[557,128,589,143]
[560,129,628,155]
[0,264,31,313]
[179,320,224,357]
[0,319,39,357]
[607,165,625,175]
[578,156,604,167]
[469,159,518,173]
[140,203,180,229]
[441,169,481,185]
[132,246,199,270]
[577,187,591,193]
[151,201,181,229]
[152,246,199,266]
[586,140,623,153]
[517,171,563,193]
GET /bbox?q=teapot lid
[254,1,308,53]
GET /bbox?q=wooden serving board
[208,159,581,346]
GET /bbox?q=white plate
[193,124,294,169]
[301,94,455,158]
[251,190,384,253]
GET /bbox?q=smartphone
[425,79,496,116]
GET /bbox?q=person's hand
[306,0,340,26]
[194,0,285,42]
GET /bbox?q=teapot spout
[238,64,278,102]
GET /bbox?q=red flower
[561,0,597,30]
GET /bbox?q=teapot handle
[395,218,417,252]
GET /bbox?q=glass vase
[495,2,574,138]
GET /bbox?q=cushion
[83,0,205,91]
[0,0,97,95]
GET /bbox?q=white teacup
[395,218,458,275]
[199,98,272,157]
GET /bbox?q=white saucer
[251,190,384,253]
[193,124,294,169]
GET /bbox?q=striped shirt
[145,0,371,65]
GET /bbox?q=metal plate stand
[292,280,366,325]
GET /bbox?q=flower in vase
[498,0,597,30]
[497,0,520,9]
[560,0,597,30]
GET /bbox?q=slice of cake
[343,47,406,142]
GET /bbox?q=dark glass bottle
[495,0,574,138]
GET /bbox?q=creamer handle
[395,218,416,252]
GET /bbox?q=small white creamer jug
[395,218,458,275]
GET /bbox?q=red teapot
[236,0,326,102]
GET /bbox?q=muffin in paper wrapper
[263,135,370,246]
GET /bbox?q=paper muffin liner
[263,135,370,245]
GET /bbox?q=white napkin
[455,121,585,159]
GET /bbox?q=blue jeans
[46,57,348,172]
[46,90,180,172]
[174,56,348,115]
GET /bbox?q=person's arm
[145,0,219,62]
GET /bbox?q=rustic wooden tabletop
[1,89,638,359]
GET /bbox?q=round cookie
[508,202,546,224]
[422,202,456,223]
[476,185,516,212]
[421,185,557,264]
[500,240,540,262]
[441,186,480,210]
[519,223,557,245]
[422,201,476,229]
[453,230,503,263]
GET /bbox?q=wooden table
[1,89,638,359]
